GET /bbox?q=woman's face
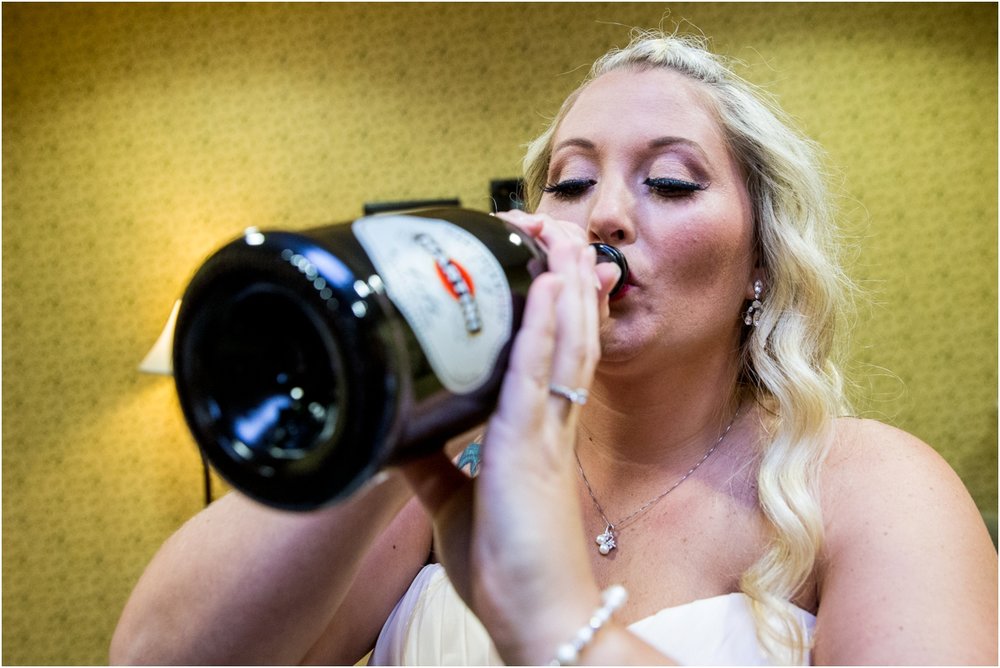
[535,67,756,367]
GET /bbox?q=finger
[548,244,600,404]
[497,272,564,419]
[577,245,603,376]
[493,209,543,240]
[486,271,568,474]
[502,212,604,302]
[495,210,587,249]
[534,216,588,249]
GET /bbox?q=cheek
[656,207,754,302]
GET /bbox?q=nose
[585,178,636,246]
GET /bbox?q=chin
[597,332,645,365]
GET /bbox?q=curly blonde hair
[523,30,856,664]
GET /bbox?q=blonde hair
[523,30,855,663]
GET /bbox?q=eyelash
[541,178,596,199]
[541,177,706,200]
[644,177,706,197]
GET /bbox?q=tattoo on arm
[456,443,481,476]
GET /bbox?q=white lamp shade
[138,299,181,375]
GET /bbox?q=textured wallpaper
[3,3,996,664]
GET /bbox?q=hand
[399,211,616,663]
[497,209,623,311]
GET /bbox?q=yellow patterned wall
[3,3,995,664]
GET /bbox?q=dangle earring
[743,280,763,327]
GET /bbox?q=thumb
[595,261,622,298]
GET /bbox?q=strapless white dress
[371,563,815,665]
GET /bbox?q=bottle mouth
[590,243,629,297]
[186,284,344,463]
[172,232,400,510]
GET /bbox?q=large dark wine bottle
[172,208,626,510]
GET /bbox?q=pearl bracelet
[549,584,628,666]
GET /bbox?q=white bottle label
[352,215,514,394]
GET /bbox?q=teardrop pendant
[595,525,617,555]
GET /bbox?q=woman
[111,32,997,665]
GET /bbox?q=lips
[609,282,630,302]
[608,250,637,303]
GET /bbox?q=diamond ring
[548,384,589,405]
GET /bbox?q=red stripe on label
[434,260,476,300]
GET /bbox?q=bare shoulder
[820,416,991,554]
[812,417,997,664]
[821,417,967,504]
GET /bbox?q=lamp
[138,298,214,505]
[138,299,181,375]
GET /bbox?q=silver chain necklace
[575,408,740,556]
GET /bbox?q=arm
[814,418,998,665]
[299,429,485,665]
[110,470,432,665]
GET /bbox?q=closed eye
[644,177,706,198]
[542,178,596,199]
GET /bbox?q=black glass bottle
[172,208,626,510]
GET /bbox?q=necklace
[575,408,740,556]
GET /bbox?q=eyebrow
[647,136,708,158]
[552,136,709,160]
[551,137,597,154]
